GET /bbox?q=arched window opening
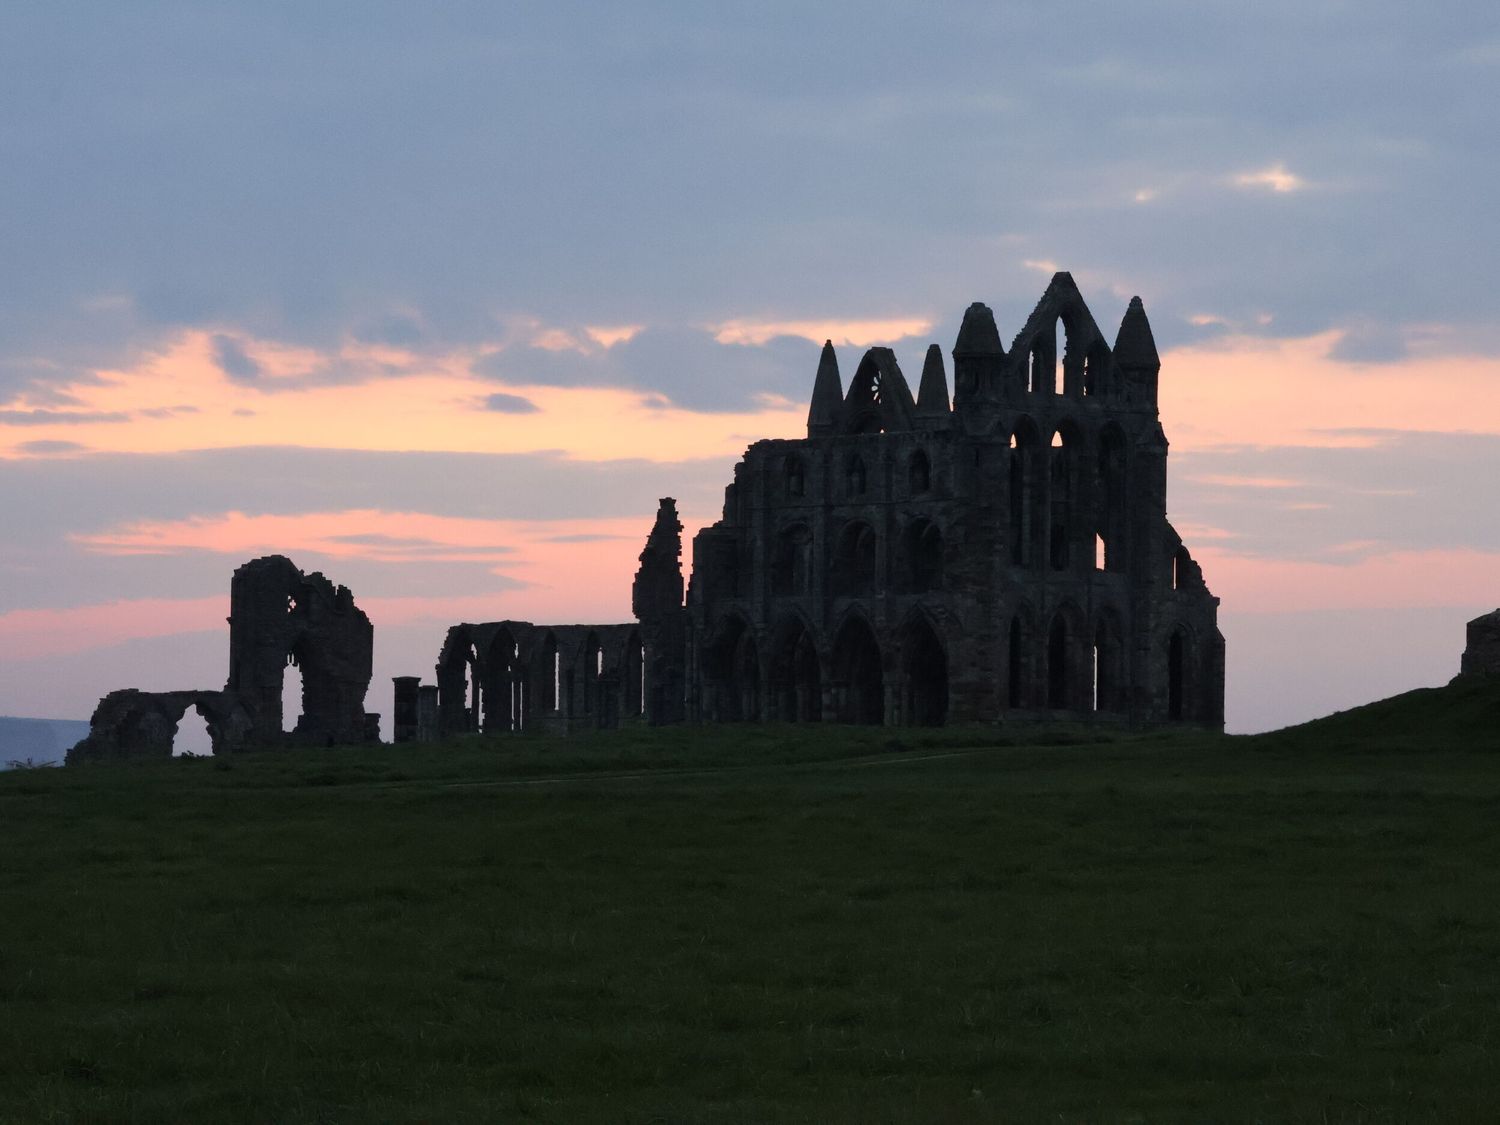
[1009,421,1038,567]
[1047,614,1071,710]
[1093,614,1125,714]
[283,649,306,736]
[1007,616,1024,709]
[830,521,878,596]
[1172,546,1191,591]
[624,633,644,718]
[1098,425,1128,572]
[707,617,759,723]
[900,617,948,726]
[540,634,559,712]
[902,519,944,593]
[583,633,603,715]
[831,616,884,724]
[784,456,805,499]
[1168,629,1187,720]
[909,450,931,494]
[771,524,813,597]
[769,617,822,723]
[1049,430,1073,571]
[1096,534,1106,571]
[1054,319,1064,395]
[1027,350,1038,394]
[847,454,868,496]
[733,630,760,722]
[483,628,518,733]
[174,706,212,757]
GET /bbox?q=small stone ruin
[67,555,377,763]
[1459,609,1500,679]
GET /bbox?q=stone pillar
[416,685,439,743]
[392,676,420,743]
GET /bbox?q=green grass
[3,684,1500,1123]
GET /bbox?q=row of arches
[703,612,948,727]
[1023,316,1119,400]
[700,607,1201,726]
[785,448,935,501]
[436,622,646,735]
[773,517,944,598]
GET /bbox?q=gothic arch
[767,611,823,723]
[771,522,813,596]
[830,611,884,724]
[1003,601,1037,711]
[1092,607,1126,714]
[1045,602,1088,711]
[908,448,931,494]
[1166,622,1195,721]
[1008,416,1042,567]
[897,609,948,726]
[705,613,760,722]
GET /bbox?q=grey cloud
[0,409,130,425]
[473,329,825,413]
[1327,318,1410,364]
[481,392,540,414]
[1,1,1495,403]
[15,439,87,455]
[211,334,261,383]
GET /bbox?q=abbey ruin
[69,273,1226,761]
[416,273,1226,737]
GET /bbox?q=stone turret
[1114,296,1161,407]
[806,340,843,437]
[632,498,687,724]
[951,301,1004,408]
[916,343,951,428]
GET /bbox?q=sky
[2,1,1498,736]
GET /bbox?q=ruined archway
[831,614,884,724]
[768,613,822,723]
[1045,604,1086,711]
[1168,626,1190,720]
[227,556,373,747]
[1093,609,1126,714]
[899,614,947,726]
[705,615,760,722]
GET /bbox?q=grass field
[3,679,1500,1123]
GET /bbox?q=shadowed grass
[3,681,1500,1121]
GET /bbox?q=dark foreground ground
[3,679,1500,1123]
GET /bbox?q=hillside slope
[1255,674,1500,750]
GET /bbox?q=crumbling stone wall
[69,555,377,762]
[1460,609,1500,678]
[65,688,253,764]
[226,556,375,746]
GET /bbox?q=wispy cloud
[1231,162,1307,194]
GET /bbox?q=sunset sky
[3,2,1498,734]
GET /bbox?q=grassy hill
[3,690,1500,1122]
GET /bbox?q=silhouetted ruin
[1460,609,1500,679]
[68,556,378,762]
[411,274,1225,734]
